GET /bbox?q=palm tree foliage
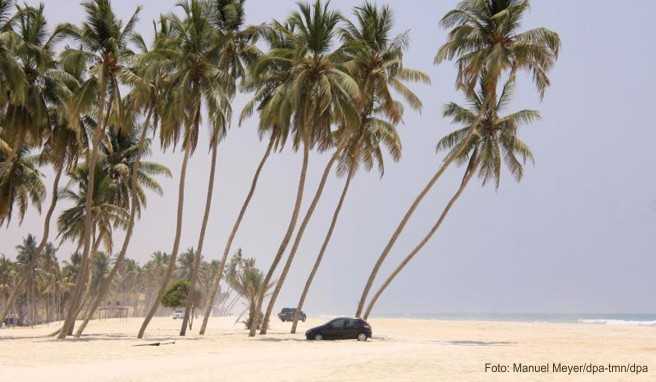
[435,0,560,97]
[437,76,537,187]
[0,146,45,225]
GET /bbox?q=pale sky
[2,0,655,316]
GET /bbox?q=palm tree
[363,77,540,318]
[0,145,45,226]
[355,0,560,317]
[57,164,128,254]
[289,2,428,333]
[74,20,171,336]
[14,235,43,324]
[196,0,262,336]
[75,124,170,337]
[250,0,360,336]
[138,0,230,338]
[199,21,294,335]
[3,3,83,326]
[224,249,274,330]
[57,0,142,339]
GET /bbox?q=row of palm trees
[0,0,560,339]
[0,236,231,326]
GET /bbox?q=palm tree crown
[435,0,560,97]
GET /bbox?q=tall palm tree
[196,0,262,336]
[3,3,83,325]
[138,0,230,338]
[199,21,298,335]
[57,0,142,339]
[363,76,540,318]
[289,2,428,333]
[75,21,172,336]
[250,0,360,337]
[355,0,560,317]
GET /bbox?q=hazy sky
[2,0,655,316]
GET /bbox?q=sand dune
[1,316,655,381]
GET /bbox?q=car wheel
[357,333,368,342]
[314,333,323,341]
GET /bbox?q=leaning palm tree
[188,0,261,336]
[363,76,540,318]
[289,2,428,333]
[56,0,142,338]
[250,0,360,336]
[355,0,560,317]
[200,21,298,335]
[138,0,230,338]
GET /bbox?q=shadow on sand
[442,340,515,346]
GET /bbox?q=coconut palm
[177,0,255,336]
[8,3,86,324]
[355,0,560,317]
[289,2,428,333]
[0,0,27,111]
[363,76,540,318]
[138,0,230,338]
[75,124,170,337]
[74,21,172,336]
[56,0,142,339]
[1,3,70,151]
[196,0,262,336]
[0,145,45,226]
[200,22,298,335]
[435,0,560,100]
[224,249,274,330]
[250,0,360,336]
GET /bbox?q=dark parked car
[278,308,306,322]
[305,317,372,341]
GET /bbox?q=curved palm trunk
[58,89,112,339]
[1,165,63,323]
[354,130,477,318]
[291,167,353,333]
[180,142,219,336]
[66,233,102,336]
[249,144,310,337]
[362,158,479,320]
[75,113,152,337]
[138,138,192,339]
[260,153,338,334]
[199,137,274,335]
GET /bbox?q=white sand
[1,316,655,381]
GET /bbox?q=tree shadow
[255,337,307,343]
[442,340,515,346]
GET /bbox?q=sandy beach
[1,316,654,381]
